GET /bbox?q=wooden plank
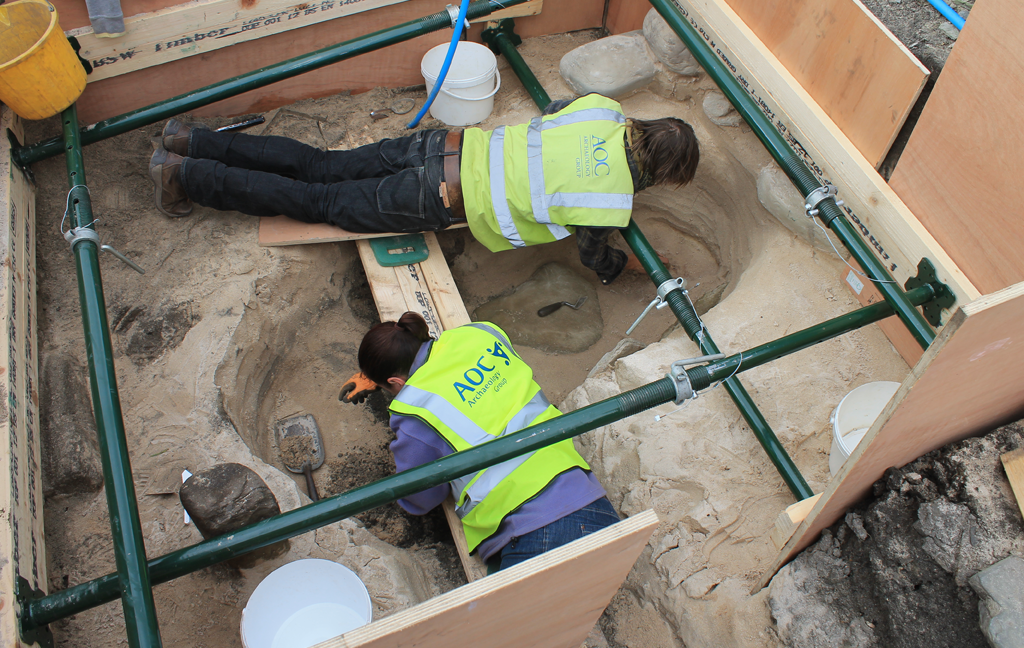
[67,0,410,83]
[419,233,470,328]
[888,0,1024,296]
[762,281,1024,588]
[1001,449,1024,520]
[770,493,820,550]
[0,106,46,648]
[355,234,488,582]
[840,260,922,367]
[606,0,650,34]
[71,0,604,123]
[315,510,659,648]
[672,0,980,324]
[606,0,926,168]
[723,0,927,169]
[258,216,467,247]
[67,0,542,83]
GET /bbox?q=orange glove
[339,371,379,404]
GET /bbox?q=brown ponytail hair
[358,311,432,386]
[631,117,700,187]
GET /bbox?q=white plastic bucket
[240,559,372,648]
[828,381,901,477]
[420,41,501,126]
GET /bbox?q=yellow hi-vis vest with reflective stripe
[461,94,635,252]
[388,322,590,552]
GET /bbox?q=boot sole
[149,149,193,218]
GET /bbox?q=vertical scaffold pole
[58,104,163,648]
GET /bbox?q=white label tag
[845,270,865,295]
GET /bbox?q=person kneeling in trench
[149,92,699,286]
[358,310,618,571]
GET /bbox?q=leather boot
[149,149,193,218]
[161,119,207,156]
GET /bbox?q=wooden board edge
[676,0,981,313]
[1000,449,1024,520]
[769,493,821,550]
[258,217,467,247]
[317,510,660,647]
[756,303,968,591]
[67,0,410,83]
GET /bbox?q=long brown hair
[631,117,700,187]
[358,312,431,386]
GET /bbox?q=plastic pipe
[481,21,811,500]
[58,105,163,648]
[646,0,937,350]
[12,0,531,167]
[21,280,941,629]
[926,0,965,30]
[406,0,469,128]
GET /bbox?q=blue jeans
[496,497,620,571]
[179,129,456,233]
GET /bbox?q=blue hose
[926,0,966,30]
[407,1,469,128]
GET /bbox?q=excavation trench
[30,34,910,648]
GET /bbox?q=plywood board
[67,0,411,82]
[66,0,543,83]
[355,234,485,582]
[316,509,659,648]
[72,0,604,123]
[259,216,466,246]
[608,0,926,168]
[888,0,1024,296]
[763,281,1024,587]
[0,106,47,647]
[723,0,927,169]
[668,0,979,323]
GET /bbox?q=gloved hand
[339,371,379,404]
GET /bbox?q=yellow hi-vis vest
[388,322,590,552]
[461,94,635,252]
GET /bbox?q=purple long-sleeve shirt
[389,341,606,563]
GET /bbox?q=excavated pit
[28,32,912,648]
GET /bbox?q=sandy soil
[27,24,918,648]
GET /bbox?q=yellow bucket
[0,0,87,120]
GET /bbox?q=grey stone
[40,354,104,497]
[969,556,1024,648]
[474,262,602,354]
[560,33,657,98]
[769,530,877,648]
[702,91,742,127]
[587,338,645,380]
[642,9,701,76]
[939,22,960,41]
[756,163,840,254]
[915,499,974,573]
[179,463,289,567]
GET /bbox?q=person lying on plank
[149,92,699,286]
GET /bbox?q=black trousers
[179,129,455,233]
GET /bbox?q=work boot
[149,148,193,218]
[161,118,207,156]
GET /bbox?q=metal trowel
[276,413,325,502]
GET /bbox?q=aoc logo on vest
[576,135,612,179]
[453,341,513,405]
